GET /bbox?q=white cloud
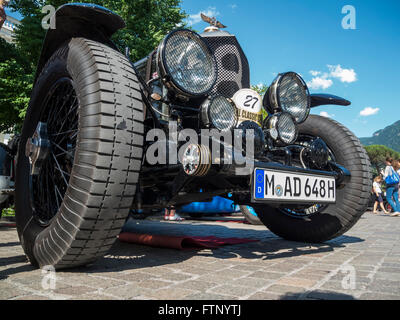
[229,4,238,10]
[310,70,321,77]
[320,111,335,118]
[307,64,357,91]
[360,107,380,117]
[188,7,220,26]
[328,64,357,83]
[307,77,333,90]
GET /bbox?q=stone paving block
[360,292,400,300]
[137,279,172,290]
[306,263,340,272]
[291,268,333,281]
[366,279,400,295]
[378,267,400,274]
[14,295,51,300]
[54,285,96,296]
[247,291,281,300]
[248,270,285,280]
[175,266,215,276]
[196,273,240,283]
[72,293,119,300]
[212,268,252,279]
[183,292,238,300]
[265,262,304,273]
[172,280,218,292]
[0,282,28,299]
[102,284,152,299]
[147,288,197,300]
[305,290,357,300]
[58,275,125,290]
[275,277,318,288]
[231,276,272,289]
[230,264,263,272]
[374,272,400,281]
[209,284,259,297]
[265,284,307,295]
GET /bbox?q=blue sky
[6,1,400,137]
[181,0,400,138]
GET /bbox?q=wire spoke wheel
[15,37,145,270]
[30,79,78,226]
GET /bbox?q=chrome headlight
[157,29,217,98]
[201,95,237,132]
[263,72,311,124]
[266,112,298,145]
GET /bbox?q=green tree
[9,0,187,64]
[251,83,269,97]
[365,145,400,176]
[0,39,33,132]
[251,83,269,119]
[1,0,187,132]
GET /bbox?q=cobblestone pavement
[1,212,400,300]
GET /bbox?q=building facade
[0,14,20,43]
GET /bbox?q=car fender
[34,3,125,84]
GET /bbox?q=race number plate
[232,89,263,126]
[253,168,336,204]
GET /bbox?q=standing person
[0,1,7,30]
[164,207,185,222]
[394,160,400,200]
[382,158,400,217]
[373,176,389,214]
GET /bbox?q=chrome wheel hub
[26,122,51,175]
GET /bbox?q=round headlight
[157,29,217,98]
[263,72,311,124]
[266,112,298,145]
[201,95,237,132]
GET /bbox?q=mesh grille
[201,33,250,98]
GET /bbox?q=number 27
[244,95,258,109]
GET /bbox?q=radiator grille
[201,31,250,99]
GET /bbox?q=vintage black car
[15,3,372,269]
[0,142,14,216]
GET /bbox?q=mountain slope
[360,120,400,152]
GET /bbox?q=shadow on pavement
[0,218,364,278]
[280,290,356,300]
[68,218,364,275]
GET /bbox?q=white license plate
[253,168,336,204]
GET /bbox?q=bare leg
[373,202,378,214]
[380,203,389,214]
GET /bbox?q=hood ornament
[201,13,227,32]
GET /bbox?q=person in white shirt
[381,158,400,217]
[373,176,389,214]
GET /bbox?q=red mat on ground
[0,222,16,228]
[119,233,259,250]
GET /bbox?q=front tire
[255,115,372,243]
[16,38,144,269]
